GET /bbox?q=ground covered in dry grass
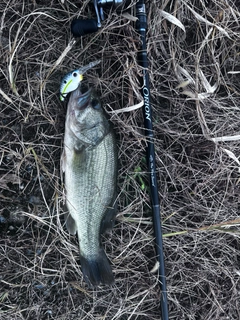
[1,0,240,319]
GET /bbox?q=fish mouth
[75,88,91,110]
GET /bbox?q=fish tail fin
[80,249,114,287]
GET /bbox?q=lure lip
[77,60,101,75]
[60,60,101,101]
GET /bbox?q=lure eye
[73,72,78,77]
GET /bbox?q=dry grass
[1,0,240,319]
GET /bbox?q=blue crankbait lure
[60,60,101,101]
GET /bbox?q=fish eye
[64,80,67,84]
[73,72,78,77]
[91,98,101,110]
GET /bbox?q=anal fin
[100,202,117,235]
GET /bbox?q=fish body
[61,86,117,286]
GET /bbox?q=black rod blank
[136,1,169,319]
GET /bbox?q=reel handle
[71,19,99,37]
[71,0,127,37]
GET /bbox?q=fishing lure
[60,60,101,101]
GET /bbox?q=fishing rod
[136,1,169,319]
[70,1,169,317]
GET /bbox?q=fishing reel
[71,0,127,37]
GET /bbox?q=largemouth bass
[61,86,118,286]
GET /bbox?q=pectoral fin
[100,202,117,234]
[65,213,77,235]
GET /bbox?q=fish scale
[66,138,114,244]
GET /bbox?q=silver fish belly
[61,87,117,286]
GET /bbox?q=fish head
[66,86,109,148]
